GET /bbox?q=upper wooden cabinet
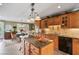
[53,16,61,25]
[70,12,79,28]
[39,11,79,29]
[41,19,48,29]
[60,14,71,28]
[60,12,79,28]
[47,17,54,26]
[47,16,61,26]
[45,16,61,26]
[41,20,45,29]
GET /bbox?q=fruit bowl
[35,34,47,42]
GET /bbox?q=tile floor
[0,39,68,55]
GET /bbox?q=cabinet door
[47,18,54,26]
[61,14,70,28]
[41,42,54,55]
[73,39,79,55]
[30,44,39,55]
[70,12,79,28]
[41,19,48,29]
[74,12,79,28]
[41,20,45,29]
[46,34,58,50]
[54,36,58,49]
[53,16,61,25]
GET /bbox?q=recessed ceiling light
[58,5,61,8]
[0,3,2,5]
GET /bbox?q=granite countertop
[45,33,79,39]
[45,29,79,39]
[25,38,53,48]
[57,34,79,39]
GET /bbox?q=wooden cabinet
[44,16,61,27]
[41,42,54,55]
[60,14,71,28]
[73,39,79,55]
[30,44,39,55]
[46,34,58,50]
[47,18,54,26]
[40,11,79,29]
[4,32,12,39]
[60,12,79,28]
[30,42,54,55]
[41,19,48,29]
[70,12,79,28]
[40,20,45,29]
[53,16,61,25]
[54,36,59,49]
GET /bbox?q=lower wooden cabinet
[46,34,58,50]
[40,42,54,55]
[30,42,54,55]
[73,39,79,55]
[15,39,54,55]
[54,36,58,49]
[30,44,39,55]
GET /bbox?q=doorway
[0,22,4,40]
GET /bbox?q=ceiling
[0,3,79,23]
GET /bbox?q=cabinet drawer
[31,49,39,54]
[31,51,39,55]
[31,44,39,54]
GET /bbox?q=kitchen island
[24,38,54,55]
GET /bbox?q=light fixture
[35,12,41,20]
[29,3,41,23]
[58,5,61,8]
[0,3,2,5]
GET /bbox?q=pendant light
[29,3,41,23]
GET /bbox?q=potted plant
[12,26,17,34]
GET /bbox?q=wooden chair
[11,32,16,40]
